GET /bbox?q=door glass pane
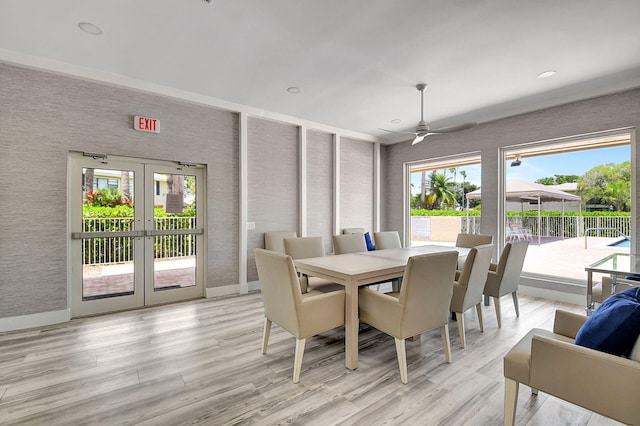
[153,173,197,290]
[82,167,136,300]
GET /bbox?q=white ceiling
[2,0,640,144]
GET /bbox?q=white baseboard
[0,309,71,332]
[205,281,261,298]
[205,284,240,298]
[518,285,585,307]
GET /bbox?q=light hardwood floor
[0,291,623,425]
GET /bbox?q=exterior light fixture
[510,155,522,167]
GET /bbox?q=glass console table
[585,253,640,315]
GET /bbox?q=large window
[408,154,481,246]
[503,132,632,282]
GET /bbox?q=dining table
[294,244,470,370]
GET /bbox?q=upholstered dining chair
[358,251,458,384]
[449,244,494,348]
[373,231,402,250]
[454,233,493,269]
[455,233,494,248]
[254,248,345,383]
[283,236,343,293]
[483,240,529,327]
[332,234,367,254]
[342,227,366,235]
[373,231,403,291]
[264,231,297,253]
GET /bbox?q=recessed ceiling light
[78,22,103,35]
[537,70,557,79]
[391,119,402,123]
[287,86,301,94]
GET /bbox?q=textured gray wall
[246,117,299,282]
[384,88,640,256]
[0,63,238,317]
[306,130,334,254]
[340,137,374,233]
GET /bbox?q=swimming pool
[608,238,631,248]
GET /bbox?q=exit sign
[134,116,160,133]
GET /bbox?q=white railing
[412,214,630,242]
[82,217,197,265]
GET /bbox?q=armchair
[504,309,640,425]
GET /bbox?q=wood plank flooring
[0,291,624,425]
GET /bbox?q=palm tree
[428,172,457,209]
[420,171,427,206]
[460,170,468,207]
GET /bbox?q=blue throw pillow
[364,232,375,251]
[575,287,640,356]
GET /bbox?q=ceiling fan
[380,83,477,145]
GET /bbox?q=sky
[410,145,630,194]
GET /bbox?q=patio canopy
[465,179,581,245]
[465,179,581,202]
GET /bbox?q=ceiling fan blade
[378,127,419,136]
[428,122,478,134]
[411,134,426,145]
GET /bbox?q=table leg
[586,270,594,316]
[344,278,359,370]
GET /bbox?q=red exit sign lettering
[134,116,160,133]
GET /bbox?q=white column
[239,112,249,294]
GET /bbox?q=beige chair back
[455,233,494,248]
[373,231,402,250]
[283,236,325,259]
[398,251,458,337]
[454,244,494,311]
[333,234,367,254]
[254,248,303,336]
[264,231,297,253]
[342,228,365,235]
[496,241,529,294]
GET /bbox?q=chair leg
[292,338,306,384]
[494,297,502,328]
[394,338,408,384]
[512,292,520,318]
[504,378,519,426]
[456,312,466,348]
[440,325,452,363]
[261,318,272,354]
[476,303,484,332]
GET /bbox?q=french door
[69,153,206,317]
